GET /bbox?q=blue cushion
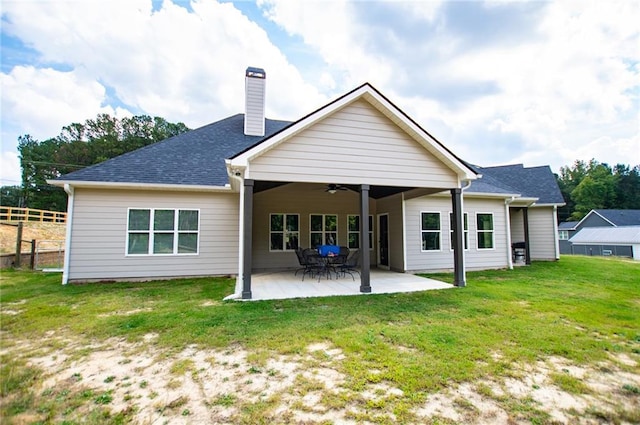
[318,245,340,256]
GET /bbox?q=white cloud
[0,151,21,186]
[0,0,637,186]
[1,0,324,127]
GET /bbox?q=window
[449,212,469,250]
[127,208,199,255]
[421,212,441,251]
[270,214,299,251]
[347,215,373,249]
[558,230,569,240]
[476,213,494,249]
[310,214,337,247]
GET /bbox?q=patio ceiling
[253,181,441,199]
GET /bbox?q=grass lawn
[1,255,639,424]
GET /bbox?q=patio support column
[359,184,371,293]
[523,207,531,265]
[451,188,466,287]
[242,179,254,299]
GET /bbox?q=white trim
[505,197,515,269]
[475,212,495,250]
[235,180,246,299]
[402,192,407,272]
[229,84,478,181]
[48,179,232,193]
[346,214,374,251]
[574,209,617,229]
[268,213,300,252]
[448,211,469,251]
[420,211,443,252]
[309,213,339,247]
[62,184,74,285]
[553,205,561,260]
[125,208,200,256]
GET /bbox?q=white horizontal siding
[249,100,458,188]
[528,207,558,260]
[404,195,509,272]
[252,183,376,270]
[68,188,239,281]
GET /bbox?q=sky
[1,0,639,186]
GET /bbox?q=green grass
[1,255,639,424]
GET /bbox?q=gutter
[224,164,247,300]
[47,180,232,193]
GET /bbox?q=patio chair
[301,248,325,281]
[326,246,349,277]
[337,249,360,280]
[294,248,310,276]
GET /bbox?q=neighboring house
[559,209,640,255]
[569,226,640,260]
[50,67,565,299]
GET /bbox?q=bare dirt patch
[0,222,66,254]
[3,334,638,424]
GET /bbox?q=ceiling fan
[325,184,348,194]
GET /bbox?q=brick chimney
[244,67,266,136]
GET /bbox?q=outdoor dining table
[314,245,348,279]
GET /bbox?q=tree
[556,159,589,222]
[556,159,640,222]
[17,114,189,211]
[614,164,640,209]
[0,185,24,207]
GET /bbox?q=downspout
[552,205,560,260]
[224,168,245,300]
[504,196,516,269]
[62,184,74,285]
[401,191,407,272]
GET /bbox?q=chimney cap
[246,67,266,78]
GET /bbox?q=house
[559,209,640,254]
[49,67,565,299]
[569,226,640,260]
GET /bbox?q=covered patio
[242,268,454,301]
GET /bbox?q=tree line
[556,159,640,222]
[1,113,638,223]
[1,114,189,211]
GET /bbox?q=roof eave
[229,83,479,181]
[47,179,234,193]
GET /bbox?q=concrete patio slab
[244,268,454,301]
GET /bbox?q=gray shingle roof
[558,221,579,230]
[466,164,565,204]
[593,209,640,226]
[58,114,291,186]
[56,113,564,206]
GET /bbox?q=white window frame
[347,214,374,250]
[476,212,494,250]
[309,214,338,247]
[269,213,300,252]
[558,230,569,240]
[126,208,200,256]
[420,211,442,252]
[449,212,469,251]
